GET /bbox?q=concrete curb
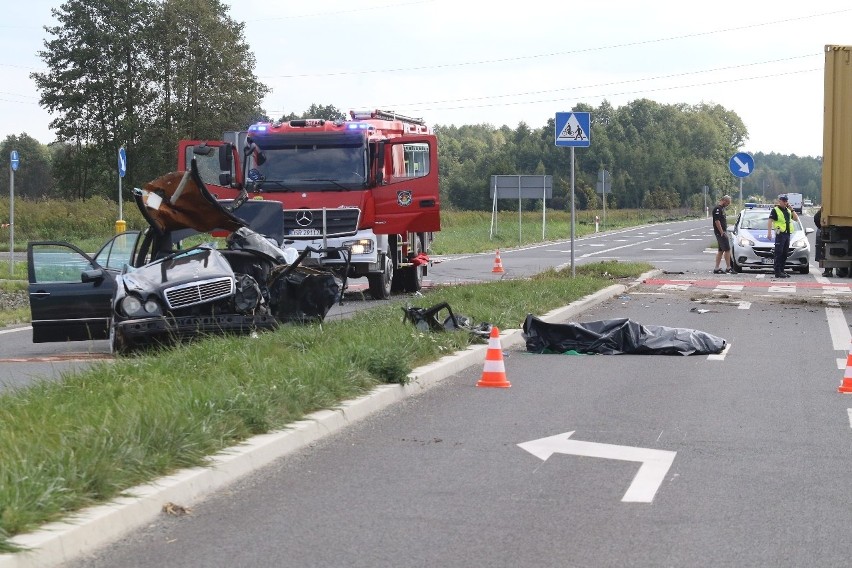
[0,269,657,568]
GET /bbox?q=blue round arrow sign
[729,152,754,178]
[118,147,127,178]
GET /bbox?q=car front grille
[164,277,235,309]
[282,208,360,238]
[752,246,795,259]
[752,246,774,259]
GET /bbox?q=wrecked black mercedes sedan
[27,161,345,353]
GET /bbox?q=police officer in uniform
[767,194,799,278]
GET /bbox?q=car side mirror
[805,227,815,235]
[81,268,105,283]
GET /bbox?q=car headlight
[737,236,755,247]
[120,295,144,317]
[344,239,374,255]
[791,238,809,249]
[143,298,162,315]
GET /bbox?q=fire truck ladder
[351,109,426,126]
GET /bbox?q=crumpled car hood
[134,159,248,235]
[122,247,234,291]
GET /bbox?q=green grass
[0,260,651,552]
[0,197,146,252]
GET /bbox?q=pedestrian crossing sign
[555,112,590,147]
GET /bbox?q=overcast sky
[1,0,850,160]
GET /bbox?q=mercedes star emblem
[295,210,313,227]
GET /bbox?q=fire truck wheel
[398,264,423,293]
[367,255,393,300]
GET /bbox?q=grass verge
[0,260,651,552]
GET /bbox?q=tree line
[0,0,823,212]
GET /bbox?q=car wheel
[796,266,809,274]
[109,323,128,355]
[839,267,850,278]
[731,259,742,273]
[367,255,393,300]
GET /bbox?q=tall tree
[0,134,53,199]
[31,0,269,197]
[32,0,157,198]
[144,0,269,179]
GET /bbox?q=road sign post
[489,175,553,244]
[555,112,591,277]
[596,169,611,231]
[8,150,18,277]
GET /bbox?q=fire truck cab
[178,109,440,299]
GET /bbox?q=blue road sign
[10,150,18,172]
[729,152,754,178]
[118,147,127,178]
[555,112,591,148]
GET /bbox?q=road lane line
[0,326,31,335]
[581,227,699,258]
[827,306,851,351]
[707,343,730,361]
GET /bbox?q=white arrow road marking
[518,431,676,503]
[847,409,852,429]
[733,155,751,174]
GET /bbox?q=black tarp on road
[522,314,727,356]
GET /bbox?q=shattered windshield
[249,134,367,191]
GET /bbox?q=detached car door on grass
[27,232,139,343]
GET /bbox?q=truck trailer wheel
[368,255,393,300]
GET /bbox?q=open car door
[27,232,138,343]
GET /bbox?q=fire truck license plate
[291,229,321,236]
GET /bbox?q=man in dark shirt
[712,195,733,274]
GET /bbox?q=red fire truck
[177,109,440,299]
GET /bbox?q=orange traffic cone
[839,340,852,393]
[476,326,511,388]
[492,249,505,273]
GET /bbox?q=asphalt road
[61,267,852,567]
[8,212,852,566]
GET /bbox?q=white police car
[728,205,814,274]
